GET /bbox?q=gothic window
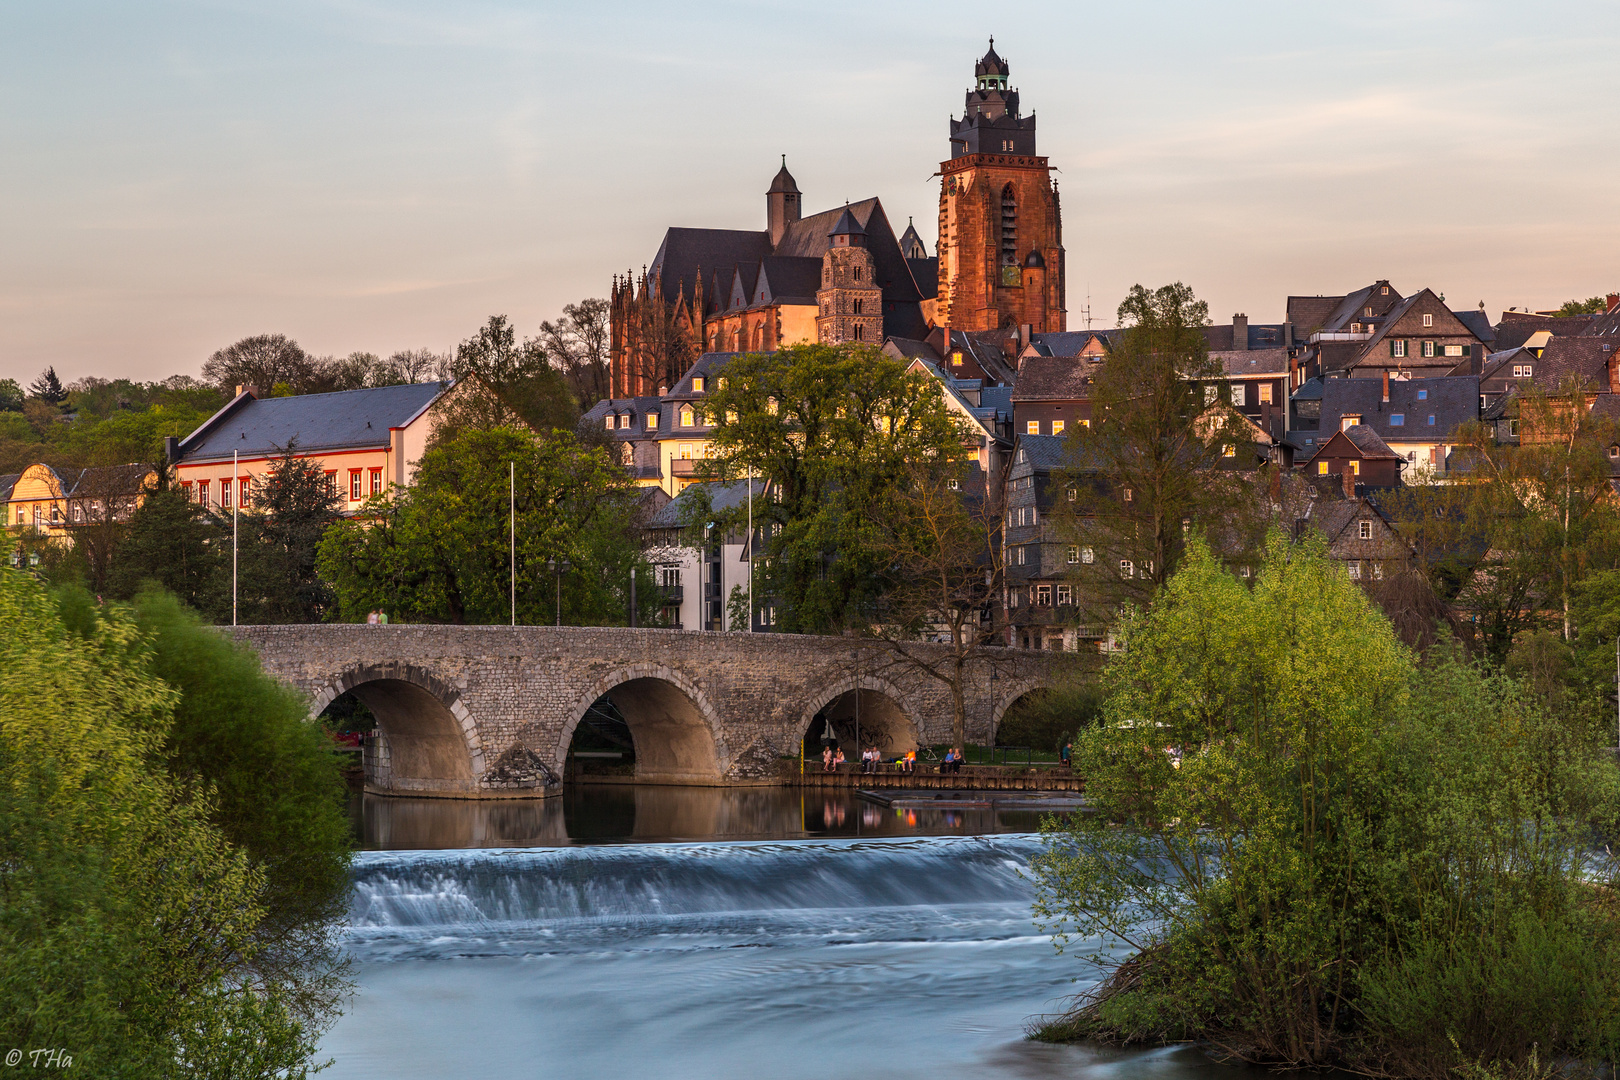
[1000,184,1017,268]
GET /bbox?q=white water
[322,835,1254,1079]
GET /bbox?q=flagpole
[510,460,516,627]
[746,465,753,633]
[232,449,238,627]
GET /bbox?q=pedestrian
[822,745,833,772]
[1061,739,1072,768]
[378,610,389,625]
[366,610,379,625]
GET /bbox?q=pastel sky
[2,0,1617,386]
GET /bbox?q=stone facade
[229,625,1056,799]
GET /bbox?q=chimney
[1232,313,1248,352]
[1342,470,1356,499]
[163,436,180,467]
[1608,293,1620,314]
[1382,370,1390,403]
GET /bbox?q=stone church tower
[816,207,883,345]
[936,39,1065,333]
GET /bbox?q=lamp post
[547,557,571,627]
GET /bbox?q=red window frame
[197,479,210,505]
[238,476,252,508]
[349,470,363,501]
[369,468,383,495]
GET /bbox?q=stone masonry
[228,625,1058,798]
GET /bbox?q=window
[180,481,192,501]
[760,605,777,627]
[221,479,232,508]
[1204,385,1217,405]
[679,443,693,459]
[1351,323,1362,334]
[1381,286,1390,295]
[1222,445,1236,457]
[1081,547,1094,564]
[371,468,383,495]
[1372,564,1383,581]
[1427,415,1435,426]
[1057,584,1072,605]
[947,478,960,490]
[1036,585,1052,606]
[350,470,363,501]
[645,412,658,430]
[1364,306,1374,317]
[1052,419,1065,435]
[1359,520,1372,540]
[1120,559,1134,579]
[1391,414,1404,426]
[1342,415,1360,431]
[853,266,861,281]
[852,299,862,315]
[1009,589,1019,608]
[1422,314,1434,327]
[1231,384,1246,407]
[1067,545,1080,564]
[1480,395,1487,410]
[1016,546,1026,565]
[1066,484,1076,501]
[691,377,704,392]
[680,405,695,427]
[1610,446,1620,460]
[950,351,963,367]
[1240,565,1251,578]
[1348,460,1359,476]
[1000,183,1017,268]
[1259,383,1273,404]
[1018,506,1028,526]
[197,480,210,505]
[1078,418,1090,428]
[238,478,251,508]
[1122,487,1132,502]
[605,414,615,430]
[1509,419,1519,437]
[1422,341,1436,358]
[1318,462,1329,475]
[1513,364,1532,378]
[1391,340,1407,358]
[1348,562,1361,580]
[1026,420,1039,435]
[1417,389,1427,400]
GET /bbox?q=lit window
[1259,383,1273,404]
[680,405,695,427]
[1444,345,1463,357]
[350,470,363,501]
[679,444,693,459]
[645,412,657,430]
[1122,487,1132,502]
[1222,445,1236,458]
[947,478,960,490]
[1381,286,1389,295]
[1081,547,1094,564]
[1364,306,1374,317]
[951,352,963,366]
[1078,418,1090,428]
[1422,314,1433,327]
[1348,460,1359,476]
[1318,462,1329,475]
[1026,420,1039,435]
[1359,520,1372,540]
[1372,564,1383,581]
[1067,545,1080,564]
[1052,419,1065,435]
[692,377,705,392]
[1120,560,1134,579]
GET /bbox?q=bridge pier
[229,625,1060,798]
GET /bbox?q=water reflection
[351,784,1051,849]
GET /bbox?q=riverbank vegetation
[1029,533,1620,1077]
[0,569,352,1078]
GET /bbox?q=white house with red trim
[165,382,451,511]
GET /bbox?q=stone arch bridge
[228,625,1060,798]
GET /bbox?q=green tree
[201,334,316,397]
[538,297,611,405]
[700,343,968,633]
[28,365,68,405]
[1030,533,1620,1074]
[1055,283,1254,625]
[434,315,577,440]
[1556,296,1611,316]
[237,445,345,623]
[0,568,343,1077]
[0,378,22,412]
[319,425,655,625]
[110,485,228,615]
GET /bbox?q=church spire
[766,156,801,248]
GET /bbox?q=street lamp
[546,557,571,627]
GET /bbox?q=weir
[229,624,1060,799]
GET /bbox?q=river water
[321,788,1259,1079]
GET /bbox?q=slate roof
[754,257,821,305]
[1454,309,1495,344]
[648,228,774,308]
[884,337,943,364]
[1333,424,1403,461]
[1012,433,1069,471]
[645,477,768,529]
[1027,330,1119,357]
[1527,336,1620,392]
[1286,295,1345,336]
[0,473,16,501]
[1203,324,1287,350]
[1215,347,1289,376]
[1584,305,1620,339]
[1010,355,1093,401]
[1493,311,1602,350]
[1314,376,1480,443]
[978,384,1014,424]
[176,382,448,463]
[581,395,665,440]
[907,257,939,300]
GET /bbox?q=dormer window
[645,412,657,430]
[692,377,705,392]
[1342,415,1361,431]
[680,405,695,427]
[1417,389,1427,400]
[604,414,615,430]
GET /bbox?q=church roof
[897,219,928,257]
[907,257,939,301]
[649,227,772,308]
[976,38,1009,77]
[828,206,864,237]
[767,158,799,194]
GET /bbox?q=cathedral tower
[936,39,1065,333]
[816,207,883,345]
[767,157,801,247]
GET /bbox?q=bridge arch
[797,674,922,755]
[311,662,486,794]
[990,676,1058,743]
[559,664,726,784]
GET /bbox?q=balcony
[659,585,684,604]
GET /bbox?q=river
[320,788,1259,1079]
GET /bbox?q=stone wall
[229,625,1057,798]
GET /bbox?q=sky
[2,0,1617,387]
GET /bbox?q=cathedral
[609,39,1065,399]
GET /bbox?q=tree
[0,378,22,412]
[539,298,611,405]
[863,456,1014,751]
[1556,296,1611,316]
[700,343,970,633]
[109,485,227,616]
[237,445,344,623]
[386,348,449,384]
[1054,283,1254,625]
[0,569,343,1077]
[433,315,577,440]
[201,334,316,397]
[318,426,656,626]
[1029,533,1620,1074]
[27,366,67,405]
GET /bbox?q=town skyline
[3,0,1616,385]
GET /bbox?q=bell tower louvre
[936,39,1065,334]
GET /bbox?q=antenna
[1083,284,1093,330]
